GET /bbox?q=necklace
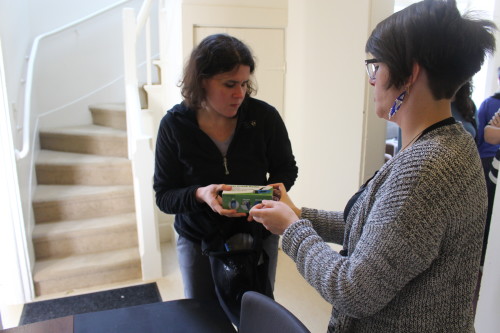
[401,130,424,152]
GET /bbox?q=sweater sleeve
[300,207,345,244]
[153,115,206,214]
[281,149,454,318]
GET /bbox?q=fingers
[269,183,283,201]
[249,200,275,221]
[220,209,247,218]
[493,117,500,127]
[218,184,232,192]
[490,111,500,127]
[272,188,281,201]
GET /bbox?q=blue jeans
[176,233,279,299]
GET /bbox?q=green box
[222,185,273,213]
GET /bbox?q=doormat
[19,282,162,325]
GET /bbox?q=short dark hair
[180,34,256,110]
[366,0,496,100]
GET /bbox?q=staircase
[32,103,142,296]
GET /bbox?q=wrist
[194,187,204,203]
[294,206,302,218]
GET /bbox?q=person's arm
[476,101,491,146]
[153,116,205,214]
[265,108,298,191]
[280,157,450,318]
[300,208,345,245]
[275,182,346,244]
[251,183,345,244]
[484,125,500,144]
[484,110,500,144]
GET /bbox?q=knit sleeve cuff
[282,219,315,259]
[300,207,318,220]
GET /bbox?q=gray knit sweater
[282,123,486,332]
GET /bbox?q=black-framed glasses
[365,58,380,81]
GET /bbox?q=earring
[388,87,409,119]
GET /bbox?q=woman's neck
[398,95,452,149]
[196,108,237,142]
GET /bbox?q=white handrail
[15,0,130,160]
[123,0,154,156]
[122,0,163,280]
[135,0,153,38]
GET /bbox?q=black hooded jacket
[153,97,298,242]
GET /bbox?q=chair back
[239,291,310,333]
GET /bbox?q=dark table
[2,299,237,333]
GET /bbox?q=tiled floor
[1,242,334,332]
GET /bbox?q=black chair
[239,291,310,333]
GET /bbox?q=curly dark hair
[180,34,256,110]
[453,80,476,123]
[366,0,496,100]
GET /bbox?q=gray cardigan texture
[282,123,486,332]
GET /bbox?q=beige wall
[285,0,393,210]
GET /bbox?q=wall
[1,0,122,138]
[285,0,392,210]
[475,1,500,331]
[181,0,287,61]
[360,0,396,183]
[0,0,34,269]
[0,1,31,146]
[0,40,31,306]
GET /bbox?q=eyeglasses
[365,58,380,81]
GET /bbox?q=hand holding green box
[222,185,273,213]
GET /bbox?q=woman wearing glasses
[250,0,496,332]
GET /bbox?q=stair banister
[123,1,162,281]
[15,0,129,161]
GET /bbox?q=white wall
[285,0,393,210]
[182,0,287,61]
[360,0,396,183]
[0,0,39,305]
[475,0,500,330]
[0,1,31,145]
[27,0,119,37]
[482,0,500,99]
[0,40,32,306]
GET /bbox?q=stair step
[33,185,135,223]
[39,124,127,157]
[89,103,127,130]
[36,150,132,185]
[33,247,141,296]
[33,213,138,259]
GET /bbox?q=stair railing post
[123,6,162,281]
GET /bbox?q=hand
[269,183,302,217]
[249,200,299,235]
[195,184,247,218]
[489,110,500,127]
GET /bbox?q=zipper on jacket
[223,156,230,175]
